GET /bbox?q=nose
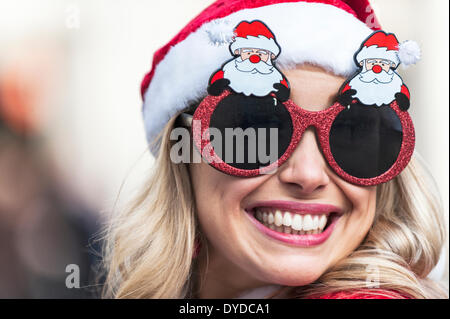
[278,129,330,194]
[372,65,382,73]
[249,54,261,64]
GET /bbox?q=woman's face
[190,65,377,295]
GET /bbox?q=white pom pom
[398,40,421,66]
[205,20,235,46]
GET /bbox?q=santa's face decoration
[338,31,420,111]
[207,20,290,101]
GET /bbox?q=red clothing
[238,286,410,299]
[210,70,225,84]
[309,289,410,299]
[400,84,410,99]
[341,82,351,93]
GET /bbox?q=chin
[247,251,330,287]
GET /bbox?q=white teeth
[303,215,313,231]
[292,214,303,231]
[274,210,283,227]
[313,215,319,229]
[283,212,292,226]
[254,209,330,235]
[319,214,327,230]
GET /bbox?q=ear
[234,49,239,55]
[271,53,275,59]
[359,61,364,66]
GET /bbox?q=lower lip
[245,211,340,247]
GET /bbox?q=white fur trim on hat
[398,40,421,66]
[355,45,400,65]
[230,35,280,56]
[143,2,373,155]
[205,19,236,46]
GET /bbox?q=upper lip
[245,200,343,216]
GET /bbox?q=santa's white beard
[222,57,283,96]
[349,68,403,106]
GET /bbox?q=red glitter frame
[192,90,415,186]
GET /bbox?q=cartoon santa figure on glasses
[208,20,290,101]
[338,31,420,111]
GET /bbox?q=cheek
[190,162,279,281]
[345,183,376,211]
[335,179,377,246]
[190,162,267,233]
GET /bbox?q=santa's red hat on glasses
[230,20,281,57]
[140,0,411,155]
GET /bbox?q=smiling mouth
[250,208,340,235]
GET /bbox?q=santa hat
[141,0,382,155]
[355,30,421,67]
[230,20,281,57]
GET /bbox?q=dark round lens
[209,94,293,170]
[329,102,403,179]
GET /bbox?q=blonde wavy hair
[101,112,448,299]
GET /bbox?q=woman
[102,0,447,299]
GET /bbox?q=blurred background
[0,0,448,298]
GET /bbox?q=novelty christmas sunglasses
[178,22,417,186]
[187,89,414,186]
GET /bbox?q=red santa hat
[355,30,421,67]
[141,0,382,155]
[230,20,281,57]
